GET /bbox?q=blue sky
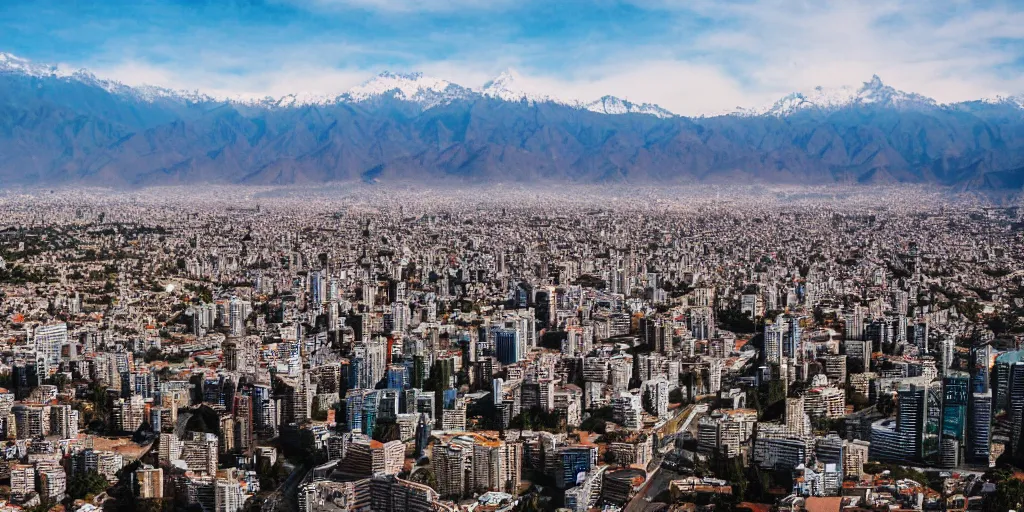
[1,0,1023,115]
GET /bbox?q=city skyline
[0,185,1018,510]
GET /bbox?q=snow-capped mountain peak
[6,51,1008,118]
[584,95,675,118]
[856,74,936,108]
[343,71,471,108]
[754,75,938,116]
[480,68,566,105]
[980,94,1024,109]
[0,52,74,78]
[0,51,215,104]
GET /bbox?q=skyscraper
[940,374,969,467]
[556,447,593,489]
[33,323,68,375]
[897,384,927,461]
[228,297,249,337]
[764,318,785,365]
[309,270,324,306]
[968,390,992,465]
[495,328,521,365]
[785,316,802,359]
[432,443,468,499]
[785,396,807,437]
[1008,362,1024,459]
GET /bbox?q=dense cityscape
[0,185,1019,512]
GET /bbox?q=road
[627,404,707,511]
[624,465,681,512]
[261,460,310,512]
[658,403,706,454]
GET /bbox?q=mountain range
[1,52,1023,189]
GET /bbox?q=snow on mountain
[89,78,215,105]
[479,69,677,118]
[5,52,1011,118]
[980,94,1024,109]
[480,69,570,105]
[754,75,938,117]
[1,52,215,104]
[342,71,472,108]
[0,52,76,78]
[584,95,675,118]
[238,91,342,109]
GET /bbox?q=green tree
[46,373,70,391]
[135,498,174,512]
[985,478,1024,512]
[515,494,545,512]
[67,471,111,500]
[372,418,402,443]
[669,388,685,404]
[407,468,438,491]
[579,406,613,433]
[711,456,748,500]
[90,384,110,415]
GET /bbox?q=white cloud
[500,62,760,116]
[93,60,370,101]
[672,0,1024,104]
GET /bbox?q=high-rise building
[804,386,845,419]
[159,433,183,464]
[1007,361,1024,459]
[843,440,870,480]
[641,379,669,417]
[939,338,955,375]
[995,358,1011,410]
[137,466,164,499]
[252,384,277,437]
[785,397,807,437]
[843,308,864,341]
[785,316,802,358]
[228,297,250,337]
[12,404,46,439]
[611,392,642,430]
[369,474,440,512]
[33,323,68,375]
[968,390,992,465]
[822,355,847,384]
[815,434,844,469]
[940,373,970,466]
[38,465,66,501]
[10,464,34,502]
[432,443,468,499]
[556,447,593,489]
[112,395,146,433]
[896,384,927,461]
[763,319,785,364]
[386,365,409,390]
[234,394,254,452]
[309,271,324,306]
[215,478,246,512]
[910,321,928,351]
[181,432,219,475]
[49,404,78,439]
[343,438,404,477]
[494,328,521,365]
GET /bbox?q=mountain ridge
[3,52,1022,118]
[1,52,1023,190]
